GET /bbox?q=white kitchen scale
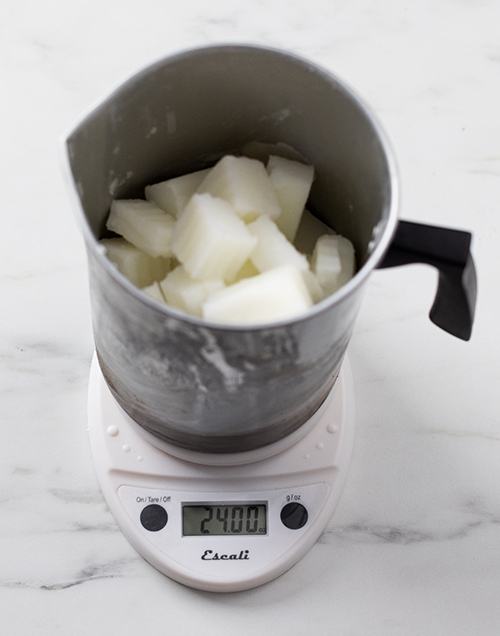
[88,354,355,593]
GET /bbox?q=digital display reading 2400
[182,503,267,536]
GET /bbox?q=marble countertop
[1,0,499,634]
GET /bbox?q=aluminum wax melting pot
[61,45,476,455]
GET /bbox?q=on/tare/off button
[280,502,308,530]
[140,504,168,531]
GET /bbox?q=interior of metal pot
[67,45,396,267]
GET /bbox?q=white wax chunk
[100,238,171,288]
[170,193,257,282]
[106,199,175,258]
[247,215,309,273]
[197,155,281,221]
[202,265,313,325]
[267,155,314,242]
[312,234,356,294]
[160,265,225,317]
[145,168,210,217]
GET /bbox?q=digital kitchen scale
[88,354,355,592]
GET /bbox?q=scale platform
[88,355,355,592]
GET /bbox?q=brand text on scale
[201,550,250,561]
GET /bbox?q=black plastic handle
[377,220,477,340]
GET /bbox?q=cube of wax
[145,168,210,217]
[170,193,257,282]
[106,199,175,258]
[247,215,309,273]
[197,155,281,221]
[202,265,313,325]
[312,234,356,294]
[100,238,171,288]
[267,155,314,242]
[294,208,336,256]
[160,265,224,317]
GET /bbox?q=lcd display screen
[182,503,267,536]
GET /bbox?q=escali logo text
[201,549,249,561]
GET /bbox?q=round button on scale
[280,502,308,530]
[140,504,168,532]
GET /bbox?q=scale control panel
[117,483,329,588]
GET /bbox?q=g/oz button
[140,504,168,531]
[280,502,308,530]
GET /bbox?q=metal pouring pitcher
[61,45,476,453]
